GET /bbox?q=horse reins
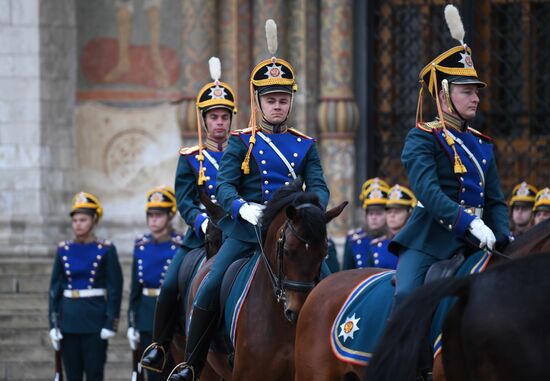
[253,203,322,303]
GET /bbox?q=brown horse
[295,218,550,381]
[367,217,550,381]
[181,180,347,381]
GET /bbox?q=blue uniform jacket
[175,145,223,249]
[127,232,182,332]
[48,240,123,333]
[216,128,330,243]
[343,228,372,270]
[367,236,397,269]
[391,117,509,259]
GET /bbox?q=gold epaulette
[467,127,493,142]
[416,121,443,133]
[370,235,388,246]
[288,128,312,140]
[179,145,201,156]
[231,127,253,136]
[58,241,68,247]
[134,234,149,246]
[99,239,112,247]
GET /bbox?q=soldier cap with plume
[416,4,486,175]
[241,19,299,174]
[146,185,177,216]
[195,57,238,185]
[70,191,103,221]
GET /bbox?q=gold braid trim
[430,69,467,174]
[241,83,257,174]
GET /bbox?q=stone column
[317,0,359,238]
[0,0,77,256]
[178,0,218,138]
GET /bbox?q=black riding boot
[141,301,177,372]
[167,306,217,381]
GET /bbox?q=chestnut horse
[366,218,550,381]
[295,218,550,381]
[180,179,347,381]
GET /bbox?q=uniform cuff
[194,213,207,239]
[453,208,476,236]
[231,199,246,220]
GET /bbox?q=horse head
[281,199,347,323]
[199,187,225,259]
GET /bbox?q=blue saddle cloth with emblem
[330,271,395,366]
[330,251,493,365]
[223,253,262,349]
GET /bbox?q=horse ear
[324,201,348,223]
[286,204,297,220]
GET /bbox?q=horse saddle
[424,250,465,285]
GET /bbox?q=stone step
[0,360,134,380]
[0,273,50,293]
[0,259,53,275]
[0,311,48,329]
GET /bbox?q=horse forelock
[292,193,327,246]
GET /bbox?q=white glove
[100,328,116,340]
[468,218,496,250]
[49,328,63,351]
[238,203,264,226]
[200,217,209,234]
[127,327,140,350]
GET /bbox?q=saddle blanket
[224,253,262,348]
[330,251,492,365]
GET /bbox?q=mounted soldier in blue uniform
[509,181,537,238]
[167,19,330,381]
[367,184,416,269]
[389,5,510,308]
[48,192,123,381]
[343,181,389,270]
[140,57,238,373]
[533,187,550,226]
[127,186,182,381]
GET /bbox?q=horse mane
[260,178,326,244]
[506,218,550,253]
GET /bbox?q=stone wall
[0,0,73,257]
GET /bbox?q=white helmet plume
[208,56,221,83]
[265,19,278,56]
[444,4,465,46]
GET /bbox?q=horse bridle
[255,203,323,303]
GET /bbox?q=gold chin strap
[430,69,467,174]
[442,79,454,114]
[195,104,207,185]
[241,82,257,175]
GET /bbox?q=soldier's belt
[464,206,483,218]
[142,288,161,296]
[63,288,107,298]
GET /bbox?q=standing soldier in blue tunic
[533,187,550,226]
[48,192,123,381]
[140,57,237,373]
[367,184,416,269]
[127,186,182,381]
[509,181,537,237]
[343,182,389,270]
[167,19,330,381]
[389,5,509,308]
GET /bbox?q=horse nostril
[284,308,298,324]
